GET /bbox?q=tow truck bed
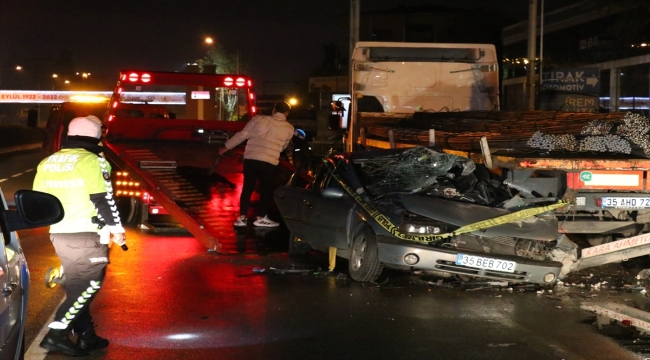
[103,138,244,253]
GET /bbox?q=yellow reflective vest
[33,148,112,233]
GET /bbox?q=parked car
[0,188,64,360]
[274,146,566,285]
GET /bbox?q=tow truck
[46,70,278,253]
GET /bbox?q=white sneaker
[253,215,279,228]
[233,215,247,227]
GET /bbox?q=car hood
[398,194,558,241]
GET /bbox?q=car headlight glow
[402,224,442,235]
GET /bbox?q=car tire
[116,196,139,224]
[288,232,311,257]
[349,225,384,282]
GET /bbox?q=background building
[502,0,650,114]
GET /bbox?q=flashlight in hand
[92,216,128,251]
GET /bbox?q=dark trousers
[50,232,108,333]
[240,159,277,217]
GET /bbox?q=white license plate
[601,197,650,208]
[455,254,516,273]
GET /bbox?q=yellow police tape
[326,160,568,244]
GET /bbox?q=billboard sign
[540,68,600,95]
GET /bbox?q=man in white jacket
[219,101,294,227]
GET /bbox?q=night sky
[0,0,569,90]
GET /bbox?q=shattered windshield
[352,147,475,194]
[351,146,511,206]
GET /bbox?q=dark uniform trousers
[50,232,109,333]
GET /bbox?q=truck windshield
[365,47,486,63]
[117,83,251,122]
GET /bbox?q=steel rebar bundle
[361,110,650,157]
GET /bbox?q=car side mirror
[5,190,64,233]
[322,186,345,199]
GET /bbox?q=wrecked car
[274,146,574,285]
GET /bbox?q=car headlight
[398,223,443,235]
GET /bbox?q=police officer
[34,116,126,356]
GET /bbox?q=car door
[0,194,15,359]
[274,163,327,241]
[304,171,355,250]
[275,161,354,250]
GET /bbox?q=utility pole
[347,0,360,152]
[526,0,538,110]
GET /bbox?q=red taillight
[224,77,234,86]
[594,197,602,207]
[128,73,139,82]
[117,87,123,94]
[108,115,114,122]
[121,74,127,81]
[141,73,151,83]
[248,80,252,87]
[112,101,119,108]
[236,77,245,86]
[252,106,256,113]
[249,93,254,100]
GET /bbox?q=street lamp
[15,65,22,71]
[205,37,214,45]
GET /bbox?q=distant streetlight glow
[52,74,58,78]
[16,66,22,71]
[205,37,214,45]
[288,98,298,106]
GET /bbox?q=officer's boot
[77,328,109,351]
[39,328,90,357]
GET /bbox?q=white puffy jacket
[224,112,295,165]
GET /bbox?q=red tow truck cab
[99,70,259,249]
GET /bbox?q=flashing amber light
[236,77,245,86]
[116,190,122,195]
[128,73,139,82]
[116,181,121,185]
[135,192,141,196]
[224,77,234,86]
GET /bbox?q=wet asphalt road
[20,225,650,360]
[3,149,650,359]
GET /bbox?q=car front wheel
[349,225,384,282]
